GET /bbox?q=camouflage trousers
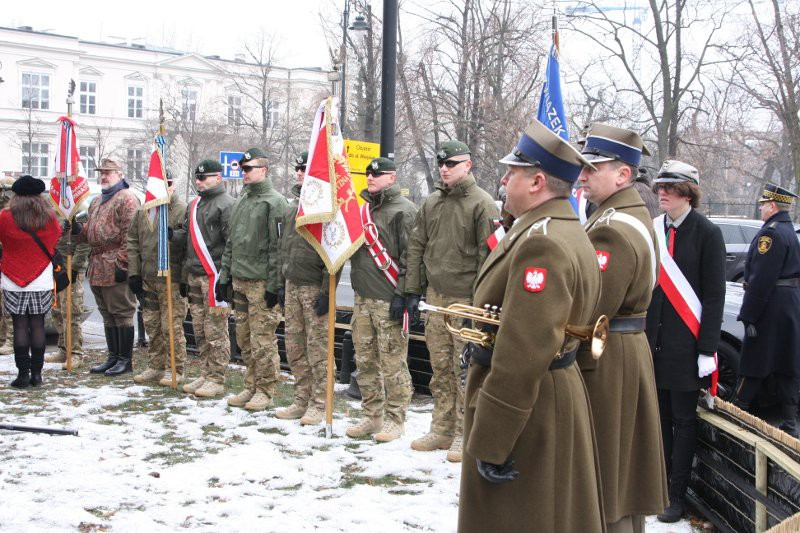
[425,287,468,437]
[142,278,188,374]
[52,271,87,357]
[0,290,12,345]
[352,295,412,424]
[284,280,328,410]
[233,278,281,397]
[187,273,231,384]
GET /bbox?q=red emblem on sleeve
[523,267,547,292]
[596,251,611,271]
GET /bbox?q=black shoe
[10,370,31,389]
[30,349,44,387]
[11,348,31,388]
[91,327,119,374]
[779,404,799,438]
[105,326,134,376]
[657,499,685,523]
[29,372,42,387]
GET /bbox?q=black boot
[779,404,799,438]
[29,347,44,387]
[658,480,687,523]
[105,326,134,376]
[90,327,119,374]
[10,347,31,389]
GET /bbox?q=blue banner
[536,44,568,141]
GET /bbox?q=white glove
[697,354,716,378]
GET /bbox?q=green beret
[436,140,470,161]
[295,151,308,168]
[195,159,223,175]
[239,147,268,165]
[366,157,396,174]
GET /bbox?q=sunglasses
[295,166,306,172]
[366,170,393,177]
[241,165,265,173]
[438,159,467,169]
[195,173,218,181]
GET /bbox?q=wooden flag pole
[158,100,177,389]
[65,79,76,373]
[325,273,337,438]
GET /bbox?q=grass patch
[257,427,288,436]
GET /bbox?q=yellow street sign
[345,140,380,204]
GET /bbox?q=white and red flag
[143,145,169,212]
[49,116,90,221]
[296,97,364,273]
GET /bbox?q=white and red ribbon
[189,197,227,308]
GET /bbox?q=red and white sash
[360,203,400,288]
[189,197,227,308]
[654,214,717,394]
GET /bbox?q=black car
[710,217,800,282]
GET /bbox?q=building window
[22,142,49,177]
[181,88,198,122]
[126,148,146,183]
[266,100,281,129]
[80,146,96,175]
[21,72,50,110]
[127,85,144,118]
[227,95,242,128]
[80,81,97,115]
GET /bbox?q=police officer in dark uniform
[734,183,800,437]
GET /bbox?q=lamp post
[340,1,369,137]
[380,0,398,159]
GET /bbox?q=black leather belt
[608,316,646,333]
[549,348,577,370]
[465,344,577,370]
[776,278,800,288]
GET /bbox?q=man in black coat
[646,160,727,522]
[734,183,800,437]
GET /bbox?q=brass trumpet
[418,301,500,347]
[565,315,609,360]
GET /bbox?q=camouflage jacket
[127,195,187,283]
[77,186,140,286]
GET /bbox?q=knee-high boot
[90,326,119,374]
[29,347,44,387]
[106,326,134,376]
[10,346,31,388]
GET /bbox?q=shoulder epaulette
[526,216,551,238]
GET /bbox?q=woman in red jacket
[0,175,61,388]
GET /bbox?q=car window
[716,223,745,245]
[741,225,759,244]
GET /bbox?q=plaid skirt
[3,289,53,315]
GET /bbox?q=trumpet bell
[590,315,609,360]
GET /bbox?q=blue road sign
[220,151,245,179]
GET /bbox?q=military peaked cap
[581,123,650,167]
[195,159,223,176]
[654,160,700,186]
[499,119,595,183]
[759,183,797,205]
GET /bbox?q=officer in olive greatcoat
[458,120,604,532]
[735,184,800,437]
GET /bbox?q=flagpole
[158,100,178,389]
[325,274,336,438]
[65,79,75,373]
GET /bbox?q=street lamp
[380,0,398,159]
[340,1,370,136]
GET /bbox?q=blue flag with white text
[536,44,568,141]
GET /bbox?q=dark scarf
[100,179,129,204]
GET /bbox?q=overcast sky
[0,0,358,69]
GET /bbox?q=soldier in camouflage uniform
[219,148,287,411]
[405,140,499,462]
[128,177,188,387]
[275,151,335,425]
[346,157,417,442]
[172,160,235,398]
[0,177,16,355]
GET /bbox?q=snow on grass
[0,350,697,532]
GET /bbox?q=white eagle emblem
[371,161,379,170]
[198,165,204,173]
[524,267,547,292]
[244,152,251,159]
[596,251,610,271]
[437,149,447,159]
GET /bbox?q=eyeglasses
[241,165,265,173]
[438,159,467,169]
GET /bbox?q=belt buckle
[377,257,392,271]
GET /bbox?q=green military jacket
[405,173,498,299]
[278,183,334,292]
[172,183,235,279]
[220,178,287,291]
[127,195,187,283]
[350,184,417,302]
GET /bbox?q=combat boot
[411,432,453,452]
[446,433,463,462]
[194,381,225,398]
[779,404,799,439]
[133,368,164,384]
[244,391,273,411]
[90,327,118,374]
[346,416,383,438]
[183,376,206,395]
[105,326,134,376]
[300,406,323,426]
[158,371,184,387]
[276,402,307,420]
[227,388,254,407]
[374,420,405,443]
[45,351,67,364]
[10,348,30,389]
[63,354,84,370]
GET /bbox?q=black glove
[167,226,174,241]
[406,293,421,322]
[63,220,82,235]
[71,270,80,282]
[61,220,71,234]
[745,323,758,338]
[476,458,519,484]
[71,222,83,235]
[114,267,128,283]
[215,281,229,303]
[179,283,188,298]
[389,295,406,321]
[264,290,278,309]
[127,275,144,296]
[277,287,285,309]
[314,293,329,316]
